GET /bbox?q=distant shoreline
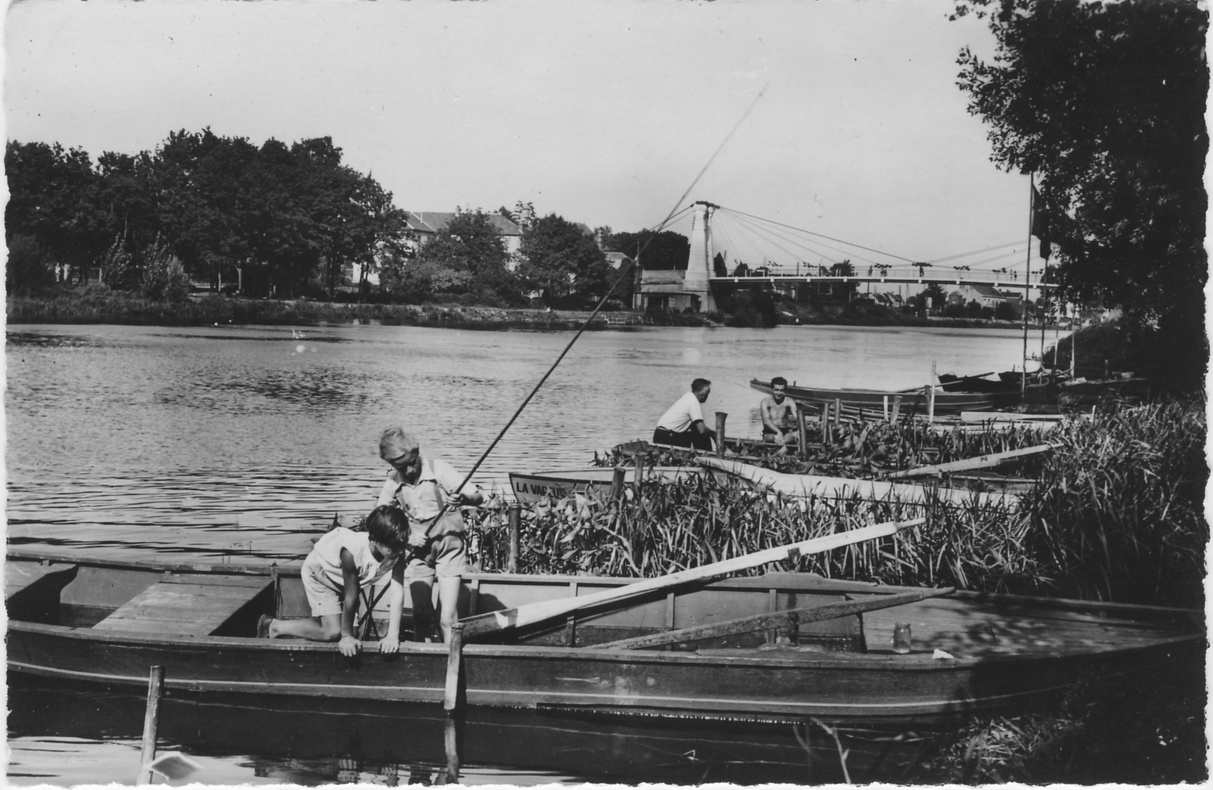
[5,290,1058,333]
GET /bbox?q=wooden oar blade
[459,517,925,639]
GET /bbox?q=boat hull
[509,466,698,504]
[6,550,1200,725]
[751,379,1021,417]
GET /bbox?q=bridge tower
[684,200,718,313]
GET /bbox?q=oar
[591,586,955,650]
[885,443,1056,479]
[457,517,924,640]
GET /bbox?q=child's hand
[338,634,361,657]
[379,635,400,655]
[407,530,428,549]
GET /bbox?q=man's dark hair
[365,505,410,549]
[691,378,711,393]
[771,376,787,388]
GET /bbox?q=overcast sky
[5,0,1040,270]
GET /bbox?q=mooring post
[443,713,461,784]
[608,466,627,502]
[714,412,727,457]
[136,665,165,786]
[797,409,808,456]
[832,399,841,433]
[444,623,465,714]
[506,503,521,574]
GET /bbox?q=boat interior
[6,552,1200,658]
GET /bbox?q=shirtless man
[760,376,799,451]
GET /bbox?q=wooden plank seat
[93,575,272,637]
[5,561,79,623]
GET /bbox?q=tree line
[5,130,692,309]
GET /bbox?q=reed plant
[472,397,1205,607]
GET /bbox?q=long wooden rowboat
[7,547,1200,724]
[699,456,1018,509]
[750,378,1021,417]
[509,466,698,504]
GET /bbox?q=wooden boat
[751,378,1021,418]
[698,456,1018,509]
[509,466,698,504]
[7,546,1199,725]
[937,372,1019,393]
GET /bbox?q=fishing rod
[422,87,769,533]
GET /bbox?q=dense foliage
[517,214,616,308]
[953,0,1209,392]
[6,132,411,299]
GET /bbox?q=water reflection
[7,680,938,786]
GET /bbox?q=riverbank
[7,284,1071,333]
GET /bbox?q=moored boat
[698,456,1018,509]
[750,378,1021,418]
[509,465,699,504]
[7,547,1199,725]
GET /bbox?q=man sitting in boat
[259,505,409,656]
[653,378,716,451]
[760,376,799,451]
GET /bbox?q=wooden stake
[506,503,521,574]
[714,412,728,457]
[444,623,465,713]
[136,665,165,786]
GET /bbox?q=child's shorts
[301,562,344,617]
[404,533,467,580]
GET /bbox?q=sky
[4,0,1040,272]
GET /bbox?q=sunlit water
[5,320,1038,785]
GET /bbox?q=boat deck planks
[93,575,272,636]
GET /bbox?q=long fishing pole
[434,86,768,523]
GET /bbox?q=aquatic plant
[472,398,1205,607]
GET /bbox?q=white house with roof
[406,210,523,256]
[947,283,1019,309]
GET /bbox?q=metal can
[893,623,912,654]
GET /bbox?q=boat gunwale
[8,617,1201,667]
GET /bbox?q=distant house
[405,210,524,257]
[604,251,633,270]
[634,270,698,312]
[947,284,1016,309]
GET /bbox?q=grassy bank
[5,285,673,330]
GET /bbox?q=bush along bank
[5,287,659,331]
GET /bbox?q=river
[6,321,1037,785]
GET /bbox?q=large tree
[518,214,614,308]
[407,210,519,304]
[954,0,1208,391]
[607,229,690,271]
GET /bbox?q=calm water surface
[5,321,1032,785]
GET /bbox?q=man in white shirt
[652,378,716,451]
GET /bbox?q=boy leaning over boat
[259,505,409,656]
[376,427,485,643]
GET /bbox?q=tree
[5,141,107,282]
[954,0,1208,390]
[414,210,519,304]
[607,229,689,270]
[518,214,614,308]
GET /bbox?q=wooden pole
[136,665,165,786]
[506,503,521,574]
[714,412,728,457]
[443,714,461,784]
[796,409,808,456]
[444,623,465,713]
[607,467,627,502]
[1022,175,1034,403]
[832,399,841,433]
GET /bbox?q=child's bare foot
[257,614,274,639]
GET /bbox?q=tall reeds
[471,398,1206,607]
